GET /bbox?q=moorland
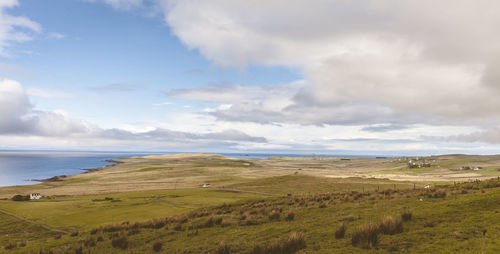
[1,153,499,253]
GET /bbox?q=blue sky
[1,0,500,155]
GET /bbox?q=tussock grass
[215,240,231,254]
[152,241,162,252]
[335,222,346,239]
[252,232,306,254]
[352,223,379,249]
[401,209,412,221]
[378,216,403,235]
[111,236,128,249]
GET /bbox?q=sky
[1,0,500,155]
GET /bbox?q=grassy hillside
[2,154,500,253]
[2,176,499,253]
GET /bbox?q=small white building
[202,184,211,188]
[30,193,43,200]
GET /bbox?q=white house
[30,193,43,200]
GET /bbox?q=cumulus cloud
[155,0,500,127]
[0,0,41,55]
[0,79,267,148]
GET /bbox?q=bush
[378,216,403,235]
[352,223,379,249]
[401,210,412,222]
[153,241,163,252]
[70,231,79,237]
[111,236,128,249]
[12,194,30,201]
[335,223,346,239]
[285,212,295,221]
[215,241,231,254]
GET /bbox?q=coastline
[31,159,124,183]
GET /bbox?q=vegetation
[1,154,500,253]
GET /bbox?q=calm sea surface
[0,151,380,187]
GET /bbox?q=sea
[0,151,380,187]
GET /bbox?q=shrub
[12,194,30,201]
[97,236,104,242]
[401,210,412,222]
[215,241,231,254]
[70,232,79,237]
[378,216,403,235]
[153,241,163,252]
[285,212,295,221]
[335,223,346,239]
[352,223,379,249]
[111,236,128,249]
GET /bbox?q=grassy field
[1,177,499,253]
[1,153,500,253]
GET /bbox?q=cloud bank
[158,0,500,127]
[0,79,267,149]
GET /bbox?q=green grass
[135,167,174,173]
[3,178,499,253]
[0,188,261,231]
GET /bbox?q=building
[30,193,43,200]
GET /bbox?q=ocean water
[0,151,152,187]
[0,151,382,187]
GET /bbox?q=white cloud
[0,0,41,55]
[0,79,267,150]
[47,32,65,39]
[152,101,173,106]
[158,0,500,127]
